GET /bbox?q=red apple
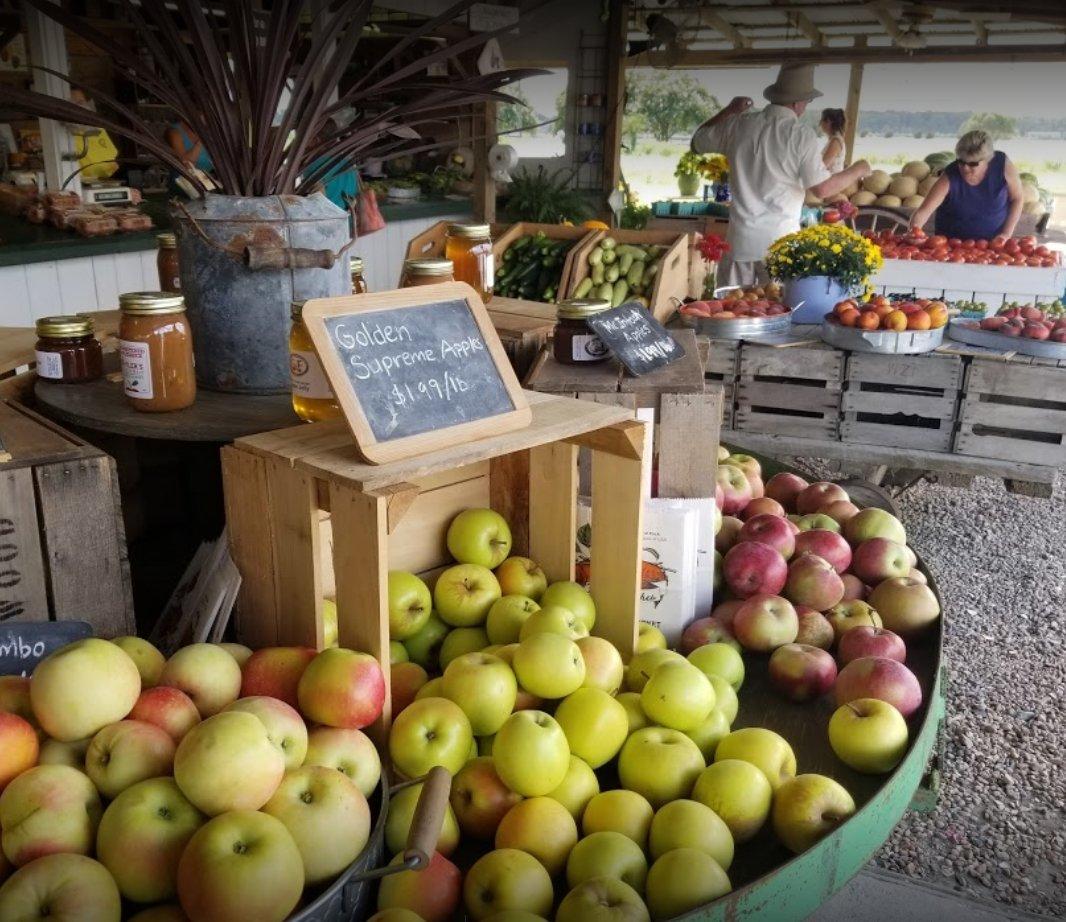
[240,647,317,708]
[376,851,462,922]
[840,574,868,601]
[795,609,835,650]
[768,644,838,702]
[792,530,852,574]
[714,483,724,511]
[297,649,386,730]
[818,500,860,527]
[129,687,202,743]
[739,497,786,521]
[738,514,796,559]
[795,483,849,515]
[837,627,907,665]
[716,465,753,516]
[851,538,912,585]
[835,656,922,719]
[784,555,844,611]
[764,473,809,512]
[680,617,737,654]
[1023,323,1050,340]
[715,516,744,554]
[449,756,521,840]
[733,595,798,652]
[722,542,788,599]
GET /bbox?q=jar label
[473,243,495,288]
[290,351,334,399]
[119,340,154,399]
[572,333,609,362]
[34,350,63,380]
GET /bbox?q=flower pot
[677,173,700,197]
[173,193,352,394]
[784,275,849,324]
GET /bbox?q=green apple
[303,726,381,797]
[435,564,502,628]
[545,755,600,820]
[0,854,121,921]
[439,627,490,670]
[645,847,731,919]
[554,688,628,768]
[111,636,166,688]
[448,508,513,568]
[495,557,548,601]
[388,572,432,641]
[322,599,338,649]
[691,760,772,843]
[367,911,425,922]
[828,698,909,774]
[640,661,715,732]
[442,652,517,736]
[648,799,733,870]
[557,876,649,922]
[843,507,906,547]
[85,719,177,800]
[687,643,744,691]
[463,848,554,920]
[486,596,540,645]
[519,606,589,641]
[495,796,577,876]
[618,728,704,808]
[714,727,796,791]
[576,636,624,694]
[403,613,450,670]
[384,780,459,857]
[540,581,596,631]
[512,633,585,700]
[624,649,684,693]
[635,622,667,655]
[415,676,444,700]
[684,708,730,761]
[388,697,473,779]
[582,790,654,850]
[771,774,856,854]
[389,642,409,664]
[615,692,648,734]
[492,710,570,797]
[225,696,308,771]
[566,830,647,892]
[707,676,738,725]
[450,756,522,840]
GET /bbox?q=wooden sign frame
[301,282,532,464]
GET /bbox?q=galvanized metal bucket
[173,193,352,394]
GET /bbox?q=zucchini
[626,261,645,287]
[605,265,620,283]
[574,277,594,298]
[611,280,629,306]
[618,252,634,275]
[615,244,647,260]
[591,263,605,286]
[601,248,617,265]
[596,282,614,302]
[588,247,603,267]
[601,237,617,249]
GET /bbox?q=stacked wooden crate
[703,340,740,430]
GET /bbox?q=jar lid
[119,291,186,314]
[446,223,491,238]
[404,257,454,278]
[350,256,364,276]
[157,232,177,248]
[36,314,93,338]
[557,298,611,320]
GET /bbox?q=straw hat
[764,63,823,105]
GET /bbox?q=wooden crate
[735,341,844,440]
[403,220,510,264]
[0,399,134,636]
[703,339,740,430]
[221,392,647,732]
[565,228,690,324]
[486,298,557,379]
[492,223,595,304]
[841,353,962,453]
[955,359,1066,466]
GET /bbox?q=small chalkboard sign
[301,283,531,463]
[586,302,684,377]
[0,620,92,677]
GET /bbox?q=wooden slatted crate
[704,339,740,430]
[955,359,1066,466]
[735,341,844,440]
[842,353,962,452]
[222,392,647,734]
[486,296,559,379]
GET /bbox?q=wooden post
[843,37,866,167]
[528,442,578,584]
[602,0,628,201]
[473,101,498,224]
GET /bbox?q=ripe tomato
[962,239,975,249]
[990,236,1007,251]
[948,238,961,248]
[1019,235,1037,249]
[974,239,988,250]
[950,254,965,263]
[1005,240,1020,255]
[1035,245,1050,257]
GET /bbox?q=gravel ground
[788,463,1066,919]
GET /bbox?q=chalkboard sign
[301,283,531,464]
[0,620,93,677]
[586,302,684,377]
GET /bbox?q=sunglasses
[958,159,984,168]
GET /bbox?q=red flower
[696,233,730,262]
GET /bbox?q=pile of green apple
[0,635,387,921]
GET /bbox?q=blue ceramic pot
[784,275,849,324]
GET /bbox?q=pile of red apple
[680,283,790,321]
[963,303,1066,343]
[866,228,1060,267]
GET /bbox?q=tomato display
[863,230,1062,268]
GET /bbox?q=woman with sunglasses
[908,130,1023,240]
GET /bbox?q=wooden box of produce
[492,223,593,303]
[842,353,962,452]
[221,393,647,727]
[954,358,1066,466]
[0,399,134,636]
[735,340,844,440]
[567,229,689,322]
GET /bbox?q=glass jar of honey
[445,223,494,301]
[35,315,103,384]
[553,299,612,365]
[350,257,368,294]
[401,258,454,288]
[118,291,196,412]
[156,233,180,293]
[290,301,341,423]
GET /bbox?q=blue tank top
[935,151,1008,240]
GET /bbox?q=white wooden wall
[0,212,471,328]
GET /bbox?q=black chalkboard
[322,299,517,442]
[586,302,684,376]
[0,620,93,676]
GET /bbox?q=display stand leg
[528,442,578,584]
[268,462,324,649]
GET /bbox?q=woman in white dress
[820,108,846,173]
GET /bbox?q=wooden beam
[473,100,497,224]
[790,11,826,46]
[870,2,904,42]
[603,0,627,201]
[701,10,751,49]
[970,15,989,45]
[844,36,865,167]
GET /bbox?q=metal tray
[678,310,792,340]
[946,319,1066,359]
[820,320,945,354]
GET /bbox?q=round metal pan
[820,320,945,354]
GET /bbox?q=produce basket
[492,223,594,303]
[291,766,450,922]
[820,319,945,355]
[946,319,1066,359]
[676,285,792,340]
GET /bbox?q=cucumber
[611,280,629,306]
[597,283,614,302]
[618,252,634,275]
[588,247,603,267]
[601,237,617,249]
[645,261,660,281]
[615,244,646,260]
[605,265,620,283]
[626,261,645,287]
[591,263,605,286]
[573,277,594,298]
[601,248,617,265]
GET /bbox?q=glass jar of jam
[118,291,196,412]
[553,299,612,365]
[401,258,454,288]
[156,233,180,293]
[35,315,103,384]
[444,223,494,301]
[350,257,368,294]
[290,301,341,423]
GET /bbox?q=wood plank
[841,419,954,452]
[705,341,740,379]
[960,399,1066,435]
[0,309,120,376]
[602,0,627,199]
[843,38,865,166]
[389,475,490,575]
[966,360,1066,402]
[0,466,49,623]
[955,427,1066,466]
[740,346,842,381]
[528,441,578,585]
[735,413,838,440]
[842,390,957,419]
[526,347,623,394]
[738,380,841,412]
[846,352,962,389]
[487,297,561,323]
[618,330,704,396]
[0,399,89,469]
[490,451,531,558]
[658,391,721,499]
